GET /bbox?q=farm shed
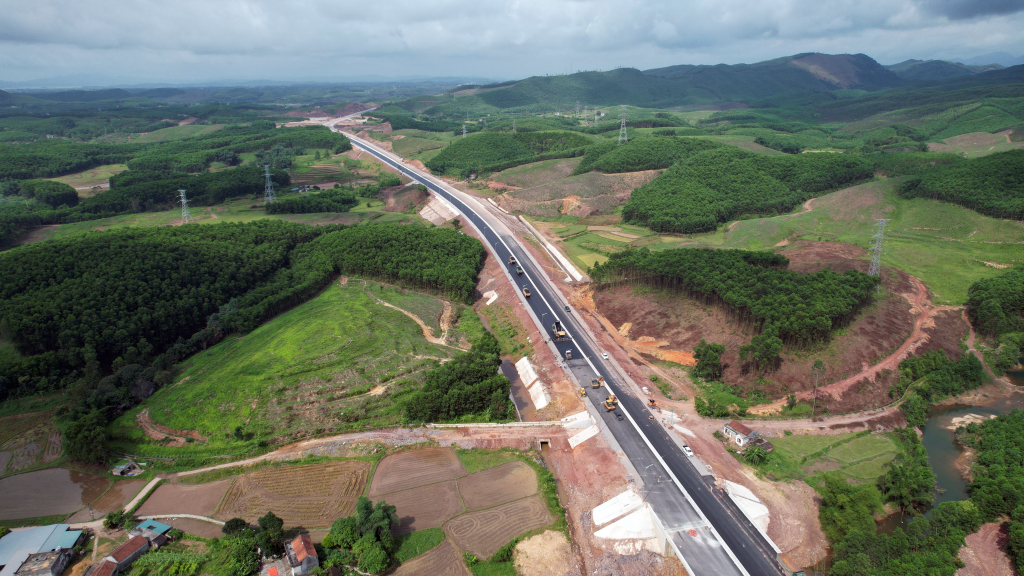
[82,560,117,576]
[129,520,172,547]
[284,534,318,576]
[0,524,82,576]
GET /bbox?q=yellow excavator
[603,395,618,411]
[590,377,605,388]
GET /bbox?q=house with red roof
[284,534,318,576]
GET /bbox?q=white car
[682,446,694,457]
[602,352,609,360]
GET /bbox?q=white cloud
[0,0,1021,83]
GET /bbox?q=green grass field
[767,432,899,483]
[131,124,225,143]
[548,178,1023,304]
[395,528,445,562]
[110,280,466,458]
[46,164,128,192]
[374,285,445,334]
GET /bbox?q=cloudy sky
[1,0,1023,85]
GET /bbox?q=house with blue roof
[0,524,83,576]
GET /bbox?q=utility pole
[178,190,194,224]
[868,218,889,289]
[263,165,277,204]
[512,118,516,134]
[617,105,628,145]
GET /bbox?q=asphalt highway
[342,133,785,576]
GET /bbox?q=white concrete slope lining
[528,382,550,410]
[567,424,600,449]
[724,481,774,542]
[514,356,540,387]
[594,507,658,540]
[560,411,593,429]
[592,490,644,527]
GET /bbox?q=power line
[178,189,194,224]
[617,105,628,145]
[263,165,277,204]
[868,218,889,289]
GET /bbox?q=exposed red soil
[135,409,207,447]
[457,461,537,511]
[957,521,1014,576]
[136,480,230,517]
[368,447,467,496]
[281,102,373,118]
[381,481,464,534]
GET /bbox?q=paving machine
[551,320,571,342]
[603,395,618,411]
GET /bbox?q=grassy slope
[111,280,460,457]
[131,124,225,143]
[760,432,899,483]
[548,179,1022,305]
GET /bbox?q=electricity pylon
[178,190,194,224]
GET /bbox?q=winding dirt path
[751,275,961,415]
[962,308,1000,381]
[135,409,208,446]
[364,286,463,349]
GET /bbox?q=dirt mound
[215,461,369,527]
[393,540,470,576]
[513,530,573,576]
[444,495,553,559]
[497,170,657,218]
[957,521,1014,576]
[457,462,537,511]
[369,447,467,496]
[136,409,207,447]
[382,481,464,534]
[136,479,231,517]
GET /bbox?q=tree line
[590,247,877,369]
[424,131,592,177]
[0,220,486,402]
[620,145,873,234]
[898,150,1024,220]
[966,265,1023,337]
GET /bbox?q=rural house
[128,520,172,547]
[12,550,73,576]
[82,560,117,576]
[284,534,318,576]
[104,535,150,573]
[724,420,755,446]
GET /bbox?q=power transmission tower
[575,100,580,116]
[868,218,889,288]
[617,105,628,145]
[512,118,516,134]
[178,189,194,224]
[263,165,277,204]
[462,123,467,138]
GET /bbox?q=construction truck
[509,256,517,264]
[565,349,572,360]
[522,285,531,297]
[590,378,603,388]
[516,266,523,275]
[603,395,618,411]
[551,320,570,342]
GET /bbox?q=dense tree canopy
[404,330,512,422]
[591,248,877,355]
[425,131,591,176]
[966,265,1024,337]
[620,146,872,233]
[0,221,486,399]
[264,187,358,214]
[899,150,1024,220]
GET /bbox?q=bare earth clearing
[444,495,553,559]
[380,481,464,534]
[392,540,471,576]
[458,461,537,511]
[957,521,1015,576]
[136,479,232,517]
[368,447,466,496]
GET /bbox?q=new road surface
[337,131,785,576]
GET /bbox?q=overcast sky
[1,0,1023,85]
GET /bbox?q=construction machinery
[509,256,517,264]
[565,349,572,360]
[603,395,618,411]
[522,285,531,297]
[578,387,587,397]
[516,266,523,275]
[590,376,606,388]
[551,320,570,341]
[648,398,661,411]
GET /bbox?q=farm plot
[369,448,467,497]
[0,411,62,476]
[382,481,464,534]
[443,496,552,559]
[136,479,232,517]
[392,540,470,576]
[0,468,109,520]
[771,432,901,484]
[457,462,537,511]
[215,461,370,527]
